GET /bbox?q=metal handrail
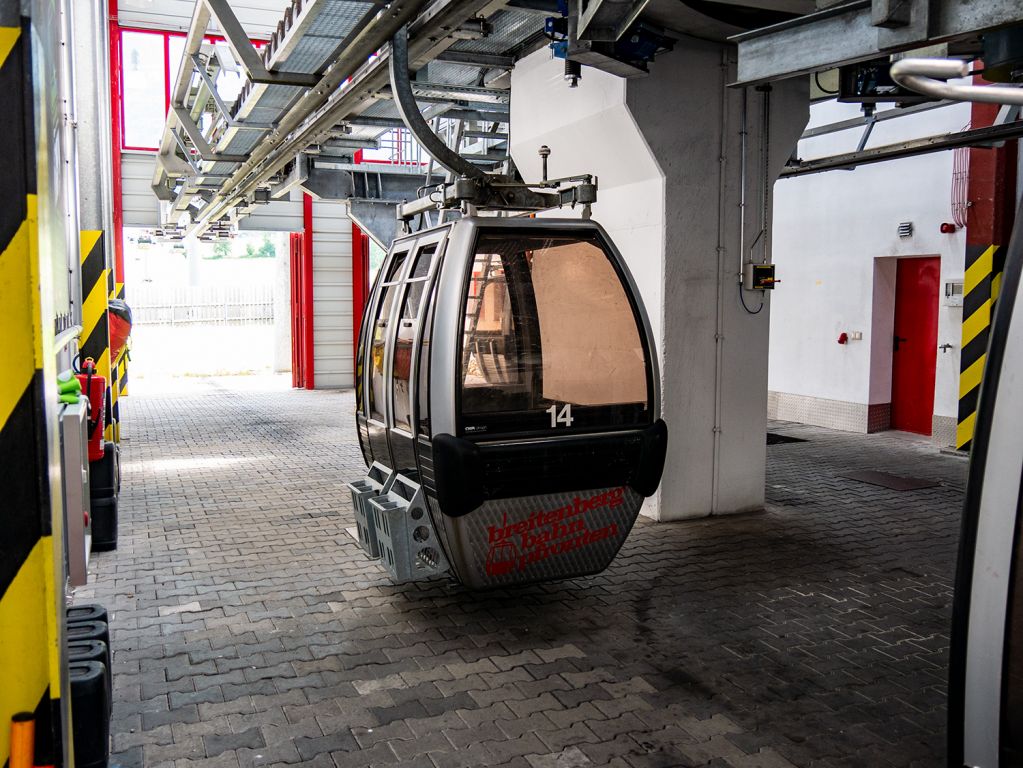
[890,59,1023,106]
[53,324,83,354]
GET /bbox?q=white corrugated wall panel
[239,197,303,231]
[120,154,353,389]
[311,200,353,388]
[118,0,289,36]
[121,153,304,230]
[122,152,161,227]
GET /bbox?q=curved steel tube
[890,58,1023,106]
[389,25,486,180]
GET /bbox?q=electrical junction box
[945,279,964,307]
[743,262,778,291]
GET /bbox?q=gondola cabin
[350,217,667,588]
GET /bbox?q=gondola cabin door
[360,246,407,468]
[387,232,446,473]
[356,230,447,473]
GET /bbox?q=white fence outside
[130,285,275,326]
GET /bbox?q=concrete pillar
[184,234,201,287]
[510,41,807,520]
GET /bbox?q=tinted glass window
[392,245,436,432]
[417,278,442,437]
[121,31,166,149]
[460,232,648,436]
[368,252,407,422]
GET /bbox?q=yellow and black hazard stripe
[0,17,63,768]
[992,239,1007,304]
[117,348,129,398]
[957,244,1001,451]
[80,230,119,442]
[112,272,128,397]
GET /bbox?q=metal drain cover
[840,470,939,491]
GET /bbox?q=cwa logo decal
[484,488,626,577]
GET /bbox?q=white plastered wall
[770,99,971,437]
[510,52,665,347]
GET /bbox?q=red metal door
[891,257,940,434]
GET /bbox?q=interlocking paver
[83,378,965,768]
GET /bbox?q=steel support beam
[435,50,515,68]
[781,120,1023,176]
[732,0,1023,85]
[204,0,317,86]
[189,0,499,236]
[799,99,953,139]
[576,0,651,42]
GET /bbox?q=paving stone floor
[82,376,968,768]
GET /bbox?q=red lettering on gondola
[484,488,625,576]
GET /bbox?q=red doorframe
[289,233,305,388]
[891,257,940,435]
[289,198,316,389]
[352,222,370,373]
[302,195,315,388]
[108,0,125,288]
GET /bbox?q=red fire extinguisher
[76,357,106,462]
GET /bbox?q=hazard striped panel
[118,350,129,398]
[80,229,118,441]
[0,18,63,767]
[957,244,1000,450]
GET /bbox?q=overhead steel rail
[732,0,1023,177]
[731,0,1023,86]
[153,0,531,239]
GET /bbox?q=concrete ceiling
[641,0,815,41]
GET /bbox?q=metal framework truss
[153,0,528,240]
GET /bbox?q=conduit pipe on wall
[60,0,84,320]
[711,49,730,515]
[738,87,748,284]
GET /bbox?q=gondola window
[369,252,407,422]
[392,245,436,432]
[460,233,648,435]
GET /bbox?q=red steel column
[108,0,125,290]
[351,221,368,373]
[303,194,316,389]
[957,91,1018,449]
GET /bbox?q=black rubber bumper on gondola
[432,420,668,518]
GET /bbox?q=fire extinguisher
[75,356,106,462]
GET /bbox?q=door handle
[894,335,908,351]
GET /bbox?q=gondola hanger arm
[389,25,487,181]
